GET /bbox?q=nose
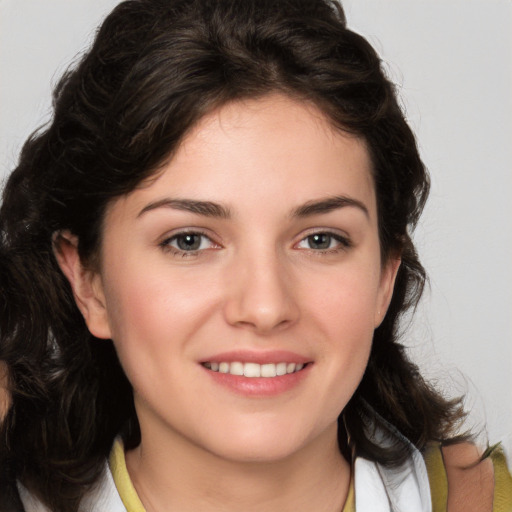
[223,249,300,334]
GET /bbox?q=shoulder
[352,424,512,512]
[423,441,512,512]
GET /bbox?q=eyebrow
[138,198,231,219]
[137,194,368,220]
[291,195,369,218]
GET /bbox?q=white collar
[354,444,432,512]
[350,405,433,512]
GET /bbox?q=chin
[210,438,306,464]
[198,417,336,465]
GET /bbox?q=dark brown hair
[0,0,464,509]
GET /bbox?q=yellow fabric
[424,442,512,512]
[423,443,448,512]
[490,446,512,512]
[109,438,146,512]
[342,476,356,512]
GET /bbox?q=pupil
[309,233,330,249]
[178,234,200,250]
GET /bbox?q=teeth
[261,363,276,378]
[276,362,287,376]
[230,361,244,376]
[203,361,306,377]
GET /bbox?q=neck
[125,422,350,512]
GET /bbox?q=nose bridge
[224,243,298,333]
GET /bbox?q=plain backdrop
[1,0,511,444]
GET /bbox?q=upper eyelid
[159,231,221,256]
[159,228,218,243]
[294,229,352,249]
[295,227,351,241]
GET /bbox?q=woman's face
[84,94,399,462]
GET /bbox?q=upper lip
[200,350,311,365]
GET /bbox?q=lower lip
[201,364,311,397]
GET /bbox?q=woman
[0,0,510,510]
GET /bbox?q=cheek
[310,265,382,334]
[101,263,220,360]
[305,261,381,392]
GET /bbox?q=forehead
[110,94,376,222]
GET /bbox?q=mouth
[201,361,308,378]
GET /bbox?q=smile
[202,361,306,378]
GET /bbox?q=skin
[0,362,10,421]
[56,94,400,512]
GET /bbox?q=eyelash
[159,230,352,257]
[159,230,218,257]
[295,231,352,254]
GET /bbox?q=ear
[374,255,401,328]
[53,231,112,339]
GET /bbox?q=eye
[296,232,350,251]
[161,231,218,254]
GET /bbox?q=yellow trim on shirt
[423,443,448,512]
[490,446,512,512]
[109,438,146,512]
[342,476,356,512]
